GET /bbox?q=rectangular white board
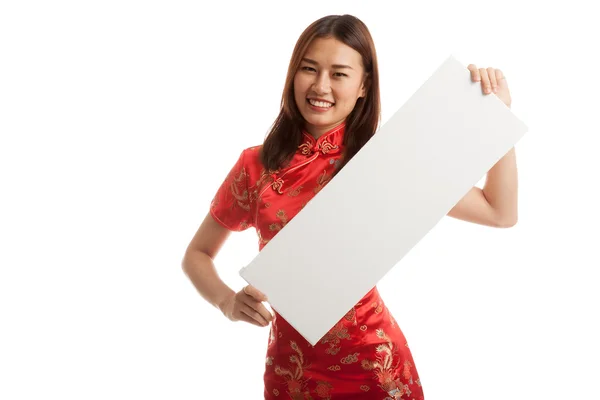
[240,55,528,346]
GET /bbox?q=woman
[182,14,516,400]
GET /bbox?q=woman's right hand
[219,285,274,327]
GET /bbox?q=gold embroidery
[268,209,289,232]
[287,186,303,197]
[372,302,383,314]
[319,322,351,355]
[249,188,259,203]
[273,388,280,396]
[276,209,288,224]
[402,359,414,382]
[340,353,360,364]
[298,136,340,157]
[360,325,368,332]
[226,167,251,211]
[271,177,285,194]
[274,341,310,399]
[318,139,339,154]
[362,329,408,399]
[315,381,333,398]
[298,142,312,156]
[343,307,356,324]
[360,385,370,392]
[361,359,373,371]
[314,170,331,194]
[256,169,273,192]
[266,357,273,366]
[327,365,341,371]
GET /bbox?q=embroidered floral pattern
[361,329,413,399]
[315,381,333,399]
[319,321,351,356]
[210,124,424,400]
[274,341,310,399]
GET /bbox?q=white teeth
[308,99,333,108]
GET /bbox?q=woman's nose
[312,73,331,94]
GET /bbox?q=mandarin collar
[298,122,345,156]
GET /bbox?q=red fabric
[211,122,425,399]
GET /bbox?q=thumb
[497,74,509,90]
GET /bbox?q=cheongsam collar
[297,121,345,157]
[265,122,345,196]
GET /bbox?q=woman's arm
[447,64,518,228]
[447,147,518,228]
[181,212,235,311]
[181,212,273,326]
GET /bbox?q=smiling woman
[259,15,380,177]
[182,15,426,399]
[182,12,518,400]
[293,38,367,138]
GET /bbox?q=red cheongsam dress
[210,122,425,400]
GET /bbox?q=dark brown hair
[259,14,381,175]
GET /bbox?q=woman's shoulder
[237,144,262,166]
[241,144,262,156]
[231,144,265,179]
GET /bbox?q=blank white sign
[239,55,528,346]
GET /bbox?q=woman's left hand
[467,64,512,108]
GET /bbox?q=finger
[237,312,265,327]
[250,300,274,323]
[467,64,480,82]
[243,285,268,302]
[479,68,491,94]
[495,69,507,86]
[241,304,269,326]
[243,296,274,322]
[487,67,498,93]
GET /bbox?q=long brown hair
[259,14,381,175]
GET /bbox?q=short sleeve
[210,149,254,231]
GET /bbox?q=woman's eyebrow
[302,58,354,70]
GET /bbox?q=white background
[1,1,598,399]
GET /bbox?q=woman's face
[293,37,366,138]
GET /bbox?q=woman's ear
[359,74,369,98]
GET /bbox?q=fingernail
[493,86,498,93]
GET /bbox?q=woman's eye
[302,66,316,72]
[333,72,347,77]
